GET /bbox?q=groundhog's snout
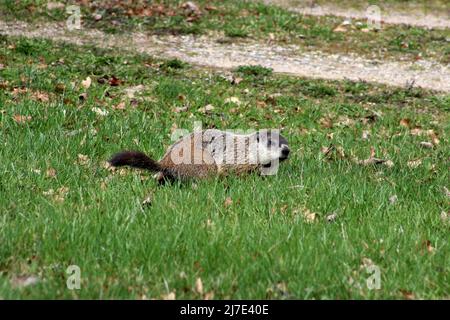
[280,146,290,160]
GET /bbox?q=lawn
[0,33,449,299]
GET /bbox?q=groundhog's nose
[280,147,290,160]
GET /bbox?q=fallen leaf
[46,168,57,178]
[319,117,333,129]
[113,102,126,110]
[362,257,374,268]
[79,93,87,101]
[440,211,449,224]
[400,290,415,300]
[77,154,89,165]
[162,292,176,300]
[326,212,337,222]
[429,131,440,145]
[362,130,370,140]
[47,2,65,10]
[303,209,316,223]
[225,97,241,105]
[407,159,422,168]
[173,106,188,113]
[353,147,390,166]
[419,141,433,149]
[108,75,123,86]
[205,5,217,11]
[198,104,214,114]
[33,91,49,102]
[224,197,233,207]
[424,240,434,253]
[410,127,423,136]
[13,115,32,124]
[231,76,243,85]
[91,107,109,116]
[443,187,450,199]
[399,118,411,128]
[204,291,215,300]
[124,85,145,99]
[142,193,153,207]
[333,25,347,32]
[389,195,398,204]
[81,76,92,89]
[195,277,204,295]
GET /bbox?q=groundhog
[109,129,290,182]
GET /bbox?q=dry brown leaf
[361,257,374,268]
[170,123,178,134]
[46,168,57,178]
[326,212,337,222]
[224,197,233,207]
[225,97,241,105]
[113,102,126,110]
[33,91,49,102]
[429,131,440,145]
[77,154,89,165]
[81,76,92,89]
[13,114,32,124]
[443,187,450,199]
[124,85,145,99]
[333,25,347,32]
[92,107,109,116]
[198,104,214,114]
[425,240,434,253]
[303,209,316,223]
[108,75,123,87]
[162,292,176,300]
[142,193,153,207]
[231,76,243,85]
[407,159,422,168]
[440,211,449,223]
[204,291,215,300]
[419,141,433,149]
[400,290,415,300]
[174,106,188,113]
[362,130,370,140]
[319,117,333,129]
[410,127,423,136]
[389,195,398,204]
[399,118,411,128]
[195,277,204,295]
[353,147,389,166]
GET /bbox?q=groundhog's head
[254,130,290,165]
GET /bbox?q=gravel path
[1,20,449,92]
[261,0,450,29]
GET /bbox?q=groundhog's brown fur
[109,129,289,183]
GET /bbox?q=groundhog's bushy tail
[109,151,161,172]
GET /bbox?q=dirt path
[261,0,450,29]
[1,20,449,92]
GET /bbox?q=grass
[0,0,449,63]
[0,35,449,299]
